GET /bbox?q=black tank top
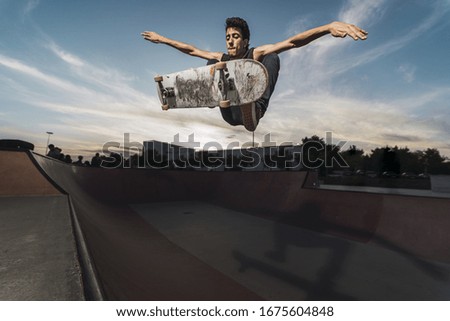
[207,48,255,65]
[220,48,254,61]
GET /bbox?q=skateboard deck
[154,59,268,110]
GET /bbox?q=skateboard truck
[215,62,231,108]
[154,75,175,110]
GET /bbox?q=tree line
[303,135,450,177]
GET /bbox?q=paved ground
[0,195,83,300]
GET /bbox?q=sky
[1,0,450,158]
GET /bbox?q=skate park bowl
[1,148,450,300]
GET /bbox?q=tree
[300,135,327,175]
[418,148,447,174]
[340,145,365,172]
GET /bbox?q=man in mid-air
[142,17,367,131]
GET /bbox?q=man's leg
[240,102,261,132]
[220,103,261,132]
[225,53,280,131]
[256,53,280,118]
[220,106,244,126]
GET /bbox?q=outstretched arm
[141,31,223,61]
[253,21,368,61]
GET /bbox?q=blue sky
[1,0,450,157]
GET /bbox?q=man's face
[226,27,248,59]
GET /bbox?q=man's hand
[141,31,165,44]
[328,21,368,40]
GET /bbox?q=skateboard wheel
[219,100,231,108]
[215,62,227,70]
[161,104,169,110]
[154,75,163,82]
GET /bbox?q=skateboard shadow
[234,202,354,300]
[232,249,354,300]
[232,201,448,300]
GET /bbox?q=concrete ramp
[0,150,62,196]
[2,149,450,300]
[132,201,450,300]
[0,150,83,300]
[31,152,261,300]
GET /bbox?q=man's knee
[220,107,242,126]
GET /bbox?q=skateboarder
[142,17,367,131]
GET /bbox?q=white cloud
[339,0,387,26]
[279,0,387,85]
[263,0,450,156]
[281,0,449,88]
[265,85,450,156]
[2,0,450,158]
[1,44,259,154]
[24,0,39,16]
[0,54,90,96]
[47,42,84,67]
[398,64,416,83]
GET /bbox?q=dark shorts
[207,52,280,126]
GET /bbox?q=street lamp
[45,131,54,155]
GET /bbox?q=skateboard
[154,59,268,110]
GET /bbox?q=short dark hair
[225,17,250,45]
